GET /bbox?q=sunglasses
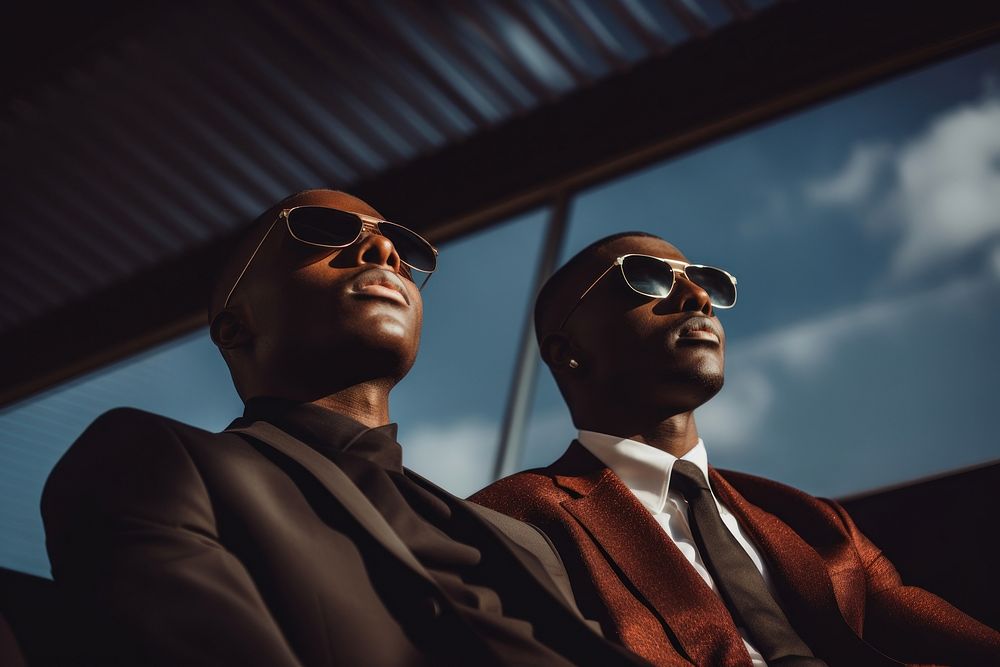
[223,205,438,308]
[558,254,737,330]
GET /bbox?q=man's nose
[347,230,404,273]
[673,274,714,316]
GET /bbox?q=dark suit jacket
[41,409,646,666]
[470,442,1000,666]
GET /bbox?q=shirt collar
[243,396,402,472]
[576,429,710,514]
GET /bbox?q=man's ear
[210,310,253,350]
[539,331,584,373]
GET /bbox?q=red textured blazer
[470,442,1000,666]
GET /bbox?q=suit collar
[576,430,710,514]
[550,440,607,496]
[405,468,593,623]
[551,442,868,631]
[553,442,753,665]
[404,471,649,664]
[241,397,402,472]
[227,420,429,580]
[548,442,902,665]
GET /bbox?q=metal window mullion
[493,193,572,481]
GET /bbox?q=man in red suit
[471,231,999,666]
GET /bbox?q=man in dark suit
[472,231,1000,666]
[41,190,648,666]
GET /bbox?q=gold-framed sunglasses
[223,205,438,308]
[558,254,738,330]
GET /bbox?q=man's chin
[659,367,725,407]
[271,334,416,391]
[335,342,416,384]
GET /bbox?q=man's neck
[311,382,393,428]
[273,378,395,428]
[581,411,700,458]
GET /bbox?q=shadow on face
[541,234,727,424]
[211,189,424,401]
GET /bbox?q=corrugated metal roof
[0,0,771,335]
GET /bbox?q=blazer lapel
[406,470,656,666]
[226,421,433,582]
[404,469,600,630]
[709,470,902,666]
[555,442,751,666]
[467,501,584,614]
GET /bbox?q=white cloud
[805,142,893,205]
[736,293,905,375]
[803,92,1000,282]
[401,417,499,497]
[887,95,1000,278]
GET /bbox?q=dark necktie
[670,460,827,667]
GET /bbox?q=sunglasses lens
[287,207,363,246]
[378,221,437,273]
[686,266,737,308]
[621,255,674,297]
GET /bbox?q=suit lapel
[226,421,433,582]
[405,470,658,666]
[554,442,751,666]
[467,501,582,612]
[404,469,600,630]
[709,470,902,666]
[709,471,844,621]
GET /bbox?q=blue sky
[2,42,998,577]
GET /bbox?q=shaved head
[206,188,421,404]
[534,231,726,433]
[208,189,382,326]
[534,231,661,344]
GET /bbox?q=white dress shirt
[577,429,771,666]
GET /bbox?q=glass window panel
[521,42,1000,498]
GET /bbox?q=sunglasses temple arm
[418,272,433,290]
[222,214,282,309]
[556,262,617,331]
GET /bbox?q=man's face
[235,190,423,398]
[561,235,726,415]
